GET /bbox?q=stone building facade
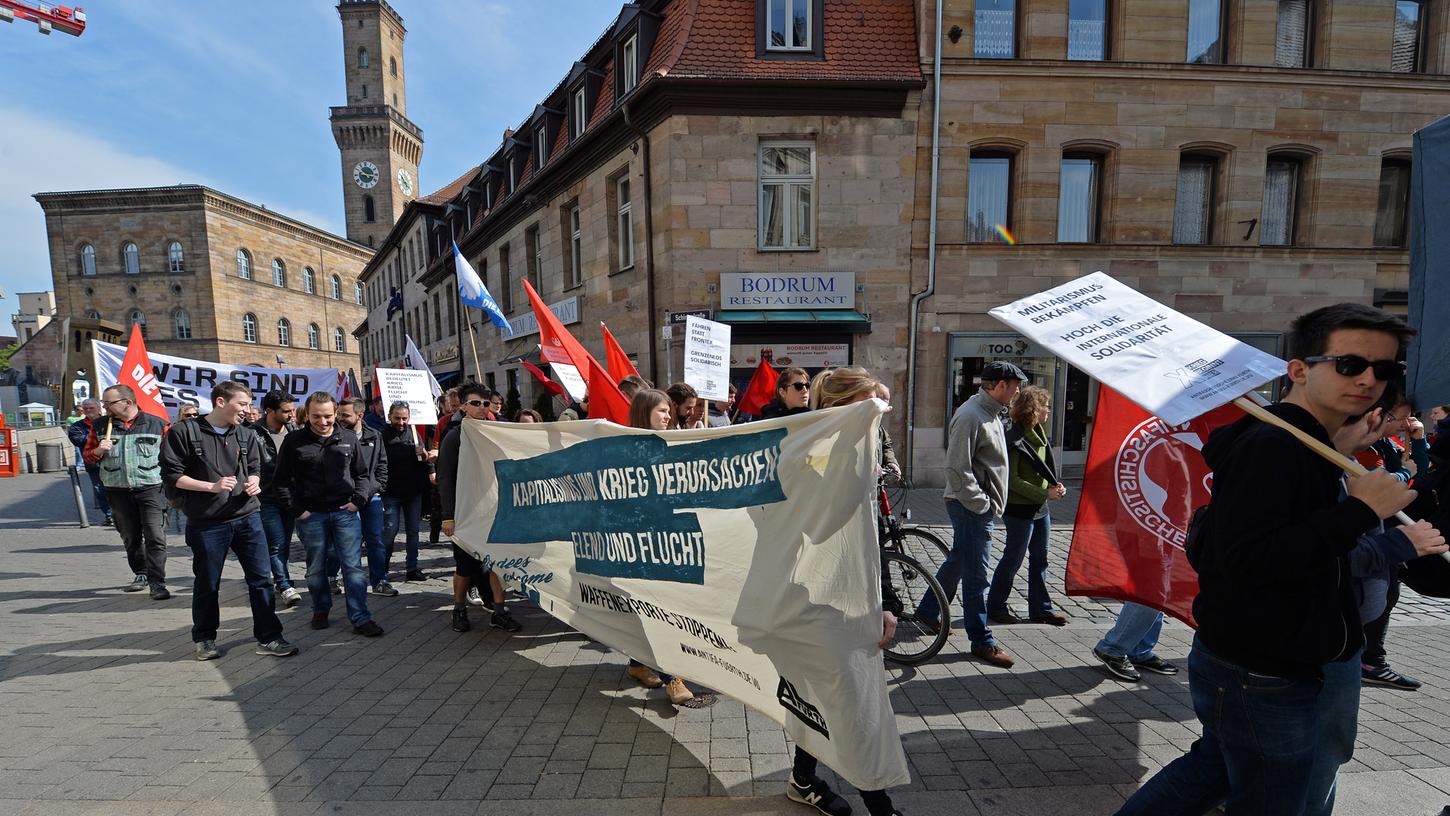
[903,0,1450,481]
[34,186,371,397]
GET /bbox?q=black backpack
[164,420,250,510]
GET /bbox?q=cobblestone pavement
[4,472,1450,815]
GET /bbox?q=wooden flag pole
[1231,393,1425,535]
[464,317,483,384]
[105,417,113,441]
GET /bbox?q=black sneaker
[149,584,171,601]
[1093,648,1141,682]
[372,580,399,597]
[490,607,522,632]
[786,774,852,816]
[1130,655,1179,676]
[194,640,221,661]
[103,515,114,527]
[353,620,385,637]
[451,604,471,632]
[310,612,329,630]
[1362,664,1422,690]
[404,569,428,582]
[255,638,299,657]
[329,577,343,595]
[125,573,148,592]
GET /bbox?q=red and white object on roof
[0,1,86,36]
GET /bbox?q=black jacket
[759,399,808,419]
[436,420,465,523]
[353,423,388,501]
[273,426,373,517]
[1187,402,1382,678]
[382,425,432,498]
[160,420,262,524]
[255,421,298,504]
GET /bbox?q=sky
[0,0,621,332]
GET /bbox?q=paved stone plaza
[4,472,1450,816]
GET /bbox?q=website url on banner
[680,643,761,690]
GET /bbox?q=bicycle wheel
[893,526,951,574]
[881,550,950,665]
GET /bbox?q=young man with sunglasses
[1117,303,1435,816]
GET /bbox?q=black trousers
[1362,568,1401,667]
[107,485,168,583]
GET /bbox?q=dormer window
[621,34,639,93]
[757,0,824,58]
[508,155,518,194]
[535,123,548,168]
[571,87,587,139]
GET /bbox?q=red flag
[586,355,631,425]
[600,322,640,383]
[521,279,628,417]
[736,357,779,417]
[521,360,567,398]
[116,325,169,421]
[1067,385,1242,627]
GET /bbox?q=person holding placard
[1118,304,1440,816]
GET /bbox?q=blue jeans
[185,512,283,644]
[259,501,294,590]
[296,509,372,626]
[1116,636,1325,816]
[1303,651,1362,816]
[987,512,1054,619]
[1095,602,1165,661]
[383,494,423,572]
[327,496,387,586]
[915,499,996,650]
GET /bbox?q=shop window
[967,152,1014,243]
[975,0,1017,59]
[1374,158,1412,247]
[1260,155,1303,246]
[1187,0,1228,64]
[1068,0,1107,60]
[1174,154,1218,244]
[758,142,815,250]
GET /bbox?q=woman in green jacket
[987,385,1069,625]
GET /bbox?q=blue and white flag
[455,241,511,332]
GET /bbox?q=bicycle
[876,477,951,664]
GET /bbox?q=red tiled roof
[590,57,616,129]
[662,0,920,83]
[419,165,480,205]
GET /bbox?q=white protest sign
[376,368,440,425]
[988,272,1287,425]
[540,344,588,403]
[93,339,341,416]
[452,401,909,791]
[683,315,731,400]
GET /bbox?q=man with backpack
[160,382,297,661]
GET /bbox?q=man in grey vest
[83,384,171,598]
[914,361,1024,668]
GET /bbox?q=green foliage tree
[0,343,16,371]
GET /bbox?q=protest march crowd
[63,298,1450,816]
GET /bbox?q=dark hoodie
[758,398,808,420]
[272,426,373,517]
[1187,402,1382,678]
[160,419,262,524]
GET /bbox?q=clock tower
[330,0,422,248]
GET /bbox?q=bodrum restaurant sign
[720,272,855,310]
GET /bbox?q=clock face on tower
[353,161,380,189]
[397,168,414,196]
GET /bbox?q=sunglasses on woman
[1303,355,1405,382]
[784,382,809,392]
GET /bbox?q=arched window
[167,241,184,273]
[277,317,292,347]
[173,309,192,340]
[333,327,347,352]
[303,267,316,294]
[272,258,286,287]
[86,309,101,320]
[358,47,369,68]
[354,281,363,304]
[242,313,258,343]
[330,274,342,300]
[80,243,97,276]
[130,309,147,337]
[236,248,252,279]
[123,242,140,275]
[307,323,320,350]
[390,56,398,77]
[364,194,376,223]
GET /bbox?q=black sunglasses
[464,399,488,407]
[1304,355,1405,382]
[784,382,809,392]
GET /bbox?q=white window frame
[569,205,583,287]
[167,241,184,273]
[308,323,320,350]
[123,243,140,275]
[535,124,548,168]
[572,87,587,139]
[243,313,258,344]
[303,267,315,294]
[330,274,342,300]
[174,309,191,340]
[530,225,544,290]
[617,176,635,270]
[277,317,291,347]
[508,156,518,193]
[80,244,96,276]
[272,259,286,287]
[622,34,639,93]
[757,141,817,251]
[334,328,346,353]
[354,281,364,304]
[766,0,813,51]
[237,249,252,280]
[130,310,146,337]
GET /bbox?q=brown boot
[627,664,663,689]
[665,678,695,705]
[971,644,1015,668]
[1031,612,1069,626]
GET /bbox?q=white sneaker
[466,586,486,607]
[280,587,302,607]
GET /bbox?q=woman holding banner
[986,386,1069,627]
